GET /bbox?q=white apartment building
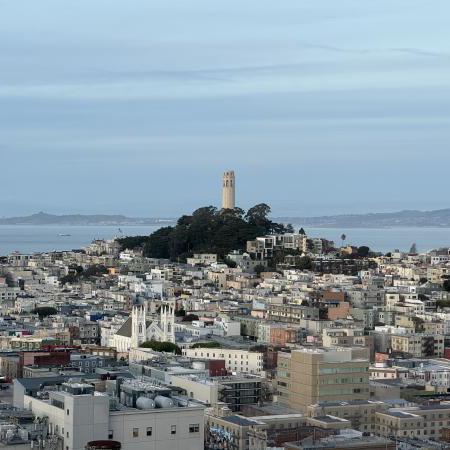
[182,347,264,374]
[175,318,241,339]
[0,286,20,301]
[247,233,307,260]
[174,321,212,339]
[212,317,241,337]
[99,316,127,347]
[431,255,450,265]
[22,381,204,450]
[187,253,217,266]
[45,275,60,287]
[408,362,450,388]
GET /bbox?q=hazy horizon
[3,206,450,220]
[2,1,450,217]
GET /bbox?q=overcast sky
[1,0,450,217]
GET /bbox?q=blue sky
[1,0,450,217]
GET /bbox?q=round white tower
[222,170,235,210]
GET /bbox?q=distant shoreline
[2,224,450,230]
[0,223,174,226]
[1,224,449,256]
[1,208,450,228]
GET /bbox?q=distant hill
[0,212,175,226]
[2,208,450,227]
[278,208,450,228]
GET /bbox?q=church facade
[112,301,175,353]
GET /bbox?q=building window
[108,430,114,439]
[189,424,200,433]
[146,427,152,436]
[133,428,139,438]
[66,409,69,415]
[171,425,176,435]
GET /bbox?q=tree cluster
[444,278,450,292]
[32,306,58,319]
[118,204,290,261]
[182,313,200,322]
[60,264,108,285]
[191,341,222,349]
[438,299,450,309]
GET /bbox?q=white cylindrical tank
[154,396,174,408]
[136,396,155,410]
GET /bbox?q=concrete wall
[109,407,204,450]
[171,375,219,404]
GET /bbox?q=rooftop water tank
[154,395,174,408]
[136,396,155,410]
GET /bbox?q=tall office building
[277,346,370,412]
[222,170,235,209]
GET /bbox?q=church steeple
[160,301,175,343]
[131,303,147,348]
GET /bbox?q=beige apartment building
[427,265,450,284]
[277,347,370,412]
[307,400,388,432]
[376,404,450,440]
[322,327,374,356]
[390,333,444,357]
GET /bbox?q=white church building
[112,301,175,353]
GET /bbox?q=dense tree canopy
[182,313,200,322]
[32,306,57,319]
[437,299,450,309]
[357,246,370,257]
[175,308,186,317]
[444,279,450,292]
[118,204,288,261]
[83,264,108,277]
[60,264,108,284]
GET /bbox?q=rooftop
[221,415,264,427]
[316,415,349,423]
[312,400,384,407]
[292,434,394,449]
[384,410,419,419]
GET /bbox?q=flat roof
[313,415,349,423]
[384,411,419,419]
[249,414,304,421]
[419,404,450,411]
[221,415,263,426]
[313,400,384,407]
